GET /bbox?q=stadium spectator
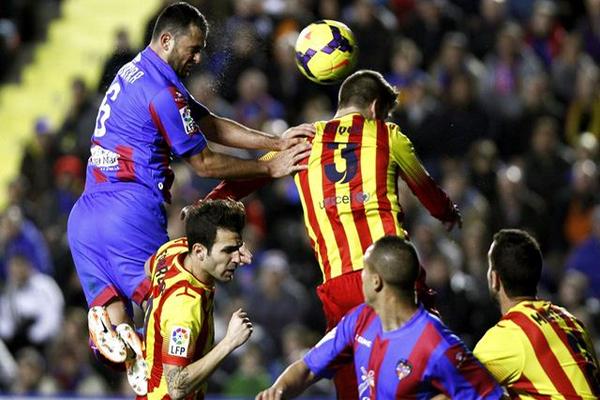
[10,347,58,395]
[98,28,137,93]
[429,31,484,98]
[578,0,600,64]
[246,250,308,353]
[19,117,61,203]
[523,116,571,206]
[144,199,253,399]
[223,343,270,397]
[234,68,285,130]
[525,0,565,68]
[0,254,63,353]
[469,0,508,60]
[551,31,596,103]
[490,165,546,249]
[565,204,600,298]
[257,236,504,399]
[564,63,600,147]
[474,229,600,398]
[58,77,99,159]
[0,206,53,279]
[554,159,599,250]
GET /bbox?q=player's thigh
[101,191,168,304]
[68,195,118,307]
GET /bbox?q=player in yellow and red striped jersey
[202,70,462,399]
[143,199,253,400]
[474,229,600,399]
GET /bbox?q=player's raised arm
[388,123,462,230]
[185,142,310,180]
[197,111,314,151]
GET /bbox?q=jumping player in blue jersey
[256,236,505,400]
[67,2,311,394]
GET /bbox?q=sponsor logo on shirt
[90,145,119,169]
[355,334,372,348]
[395,359,412,381]
[179,106,199,135]
[318,191,371,209]
[168,326,190,357]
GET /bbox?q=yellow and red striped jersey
[474,300,600,399]
[293,113,456,281]
[144,237,215,400]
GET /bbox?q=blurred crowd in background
[1,0,600,397]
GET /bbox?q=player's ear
[191,242,207,261]
[368,99,378,119]
[373,273,383,292]
[490,269,500,292]
[160,32,173,52]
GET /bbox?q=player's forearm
[188,148,272,179]
[164,339,236,400]
[271,360,319,399]
[202,115,281,151]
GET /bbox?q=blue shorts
[67,184,168,308]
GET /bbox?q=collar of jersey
[378,304,426,337]
[142,46,189,95]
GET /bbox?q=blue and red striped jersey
[304,304,504,399]
[84,46,209,203]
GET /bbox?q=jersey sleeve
[160,288,203,366]
[473,322,525,385]
[149,87,208,158]
[388,123,458,223]
[430,339,504,400]
[303,307,359,379]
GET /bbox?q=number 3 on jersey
[94,82,121,137]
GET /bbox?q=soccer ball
[295,20,358,84]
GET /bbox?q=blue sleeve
[430,341,504,400]
[149,87,208,158]
[303,307,358,379]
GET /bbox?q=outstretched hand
[277,123,315,151]
[267,142,312,178]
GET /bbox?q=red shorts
[316,271,363,399]
[316,270,364,331]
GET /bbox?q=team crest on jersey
[179,106,199,135]
[395,359,412,381]
[168,326,190,357]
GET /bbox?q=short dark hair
[490,229,542,297]
[367,236,420,297]
[338,70,397,112]
[152,2,208,41]
[184,199,245,254]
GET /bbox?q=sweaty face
[204,228,243,283]
[167,24,205,78]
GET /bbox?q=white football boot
[116,323,148,396]
[88,306,127,363]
